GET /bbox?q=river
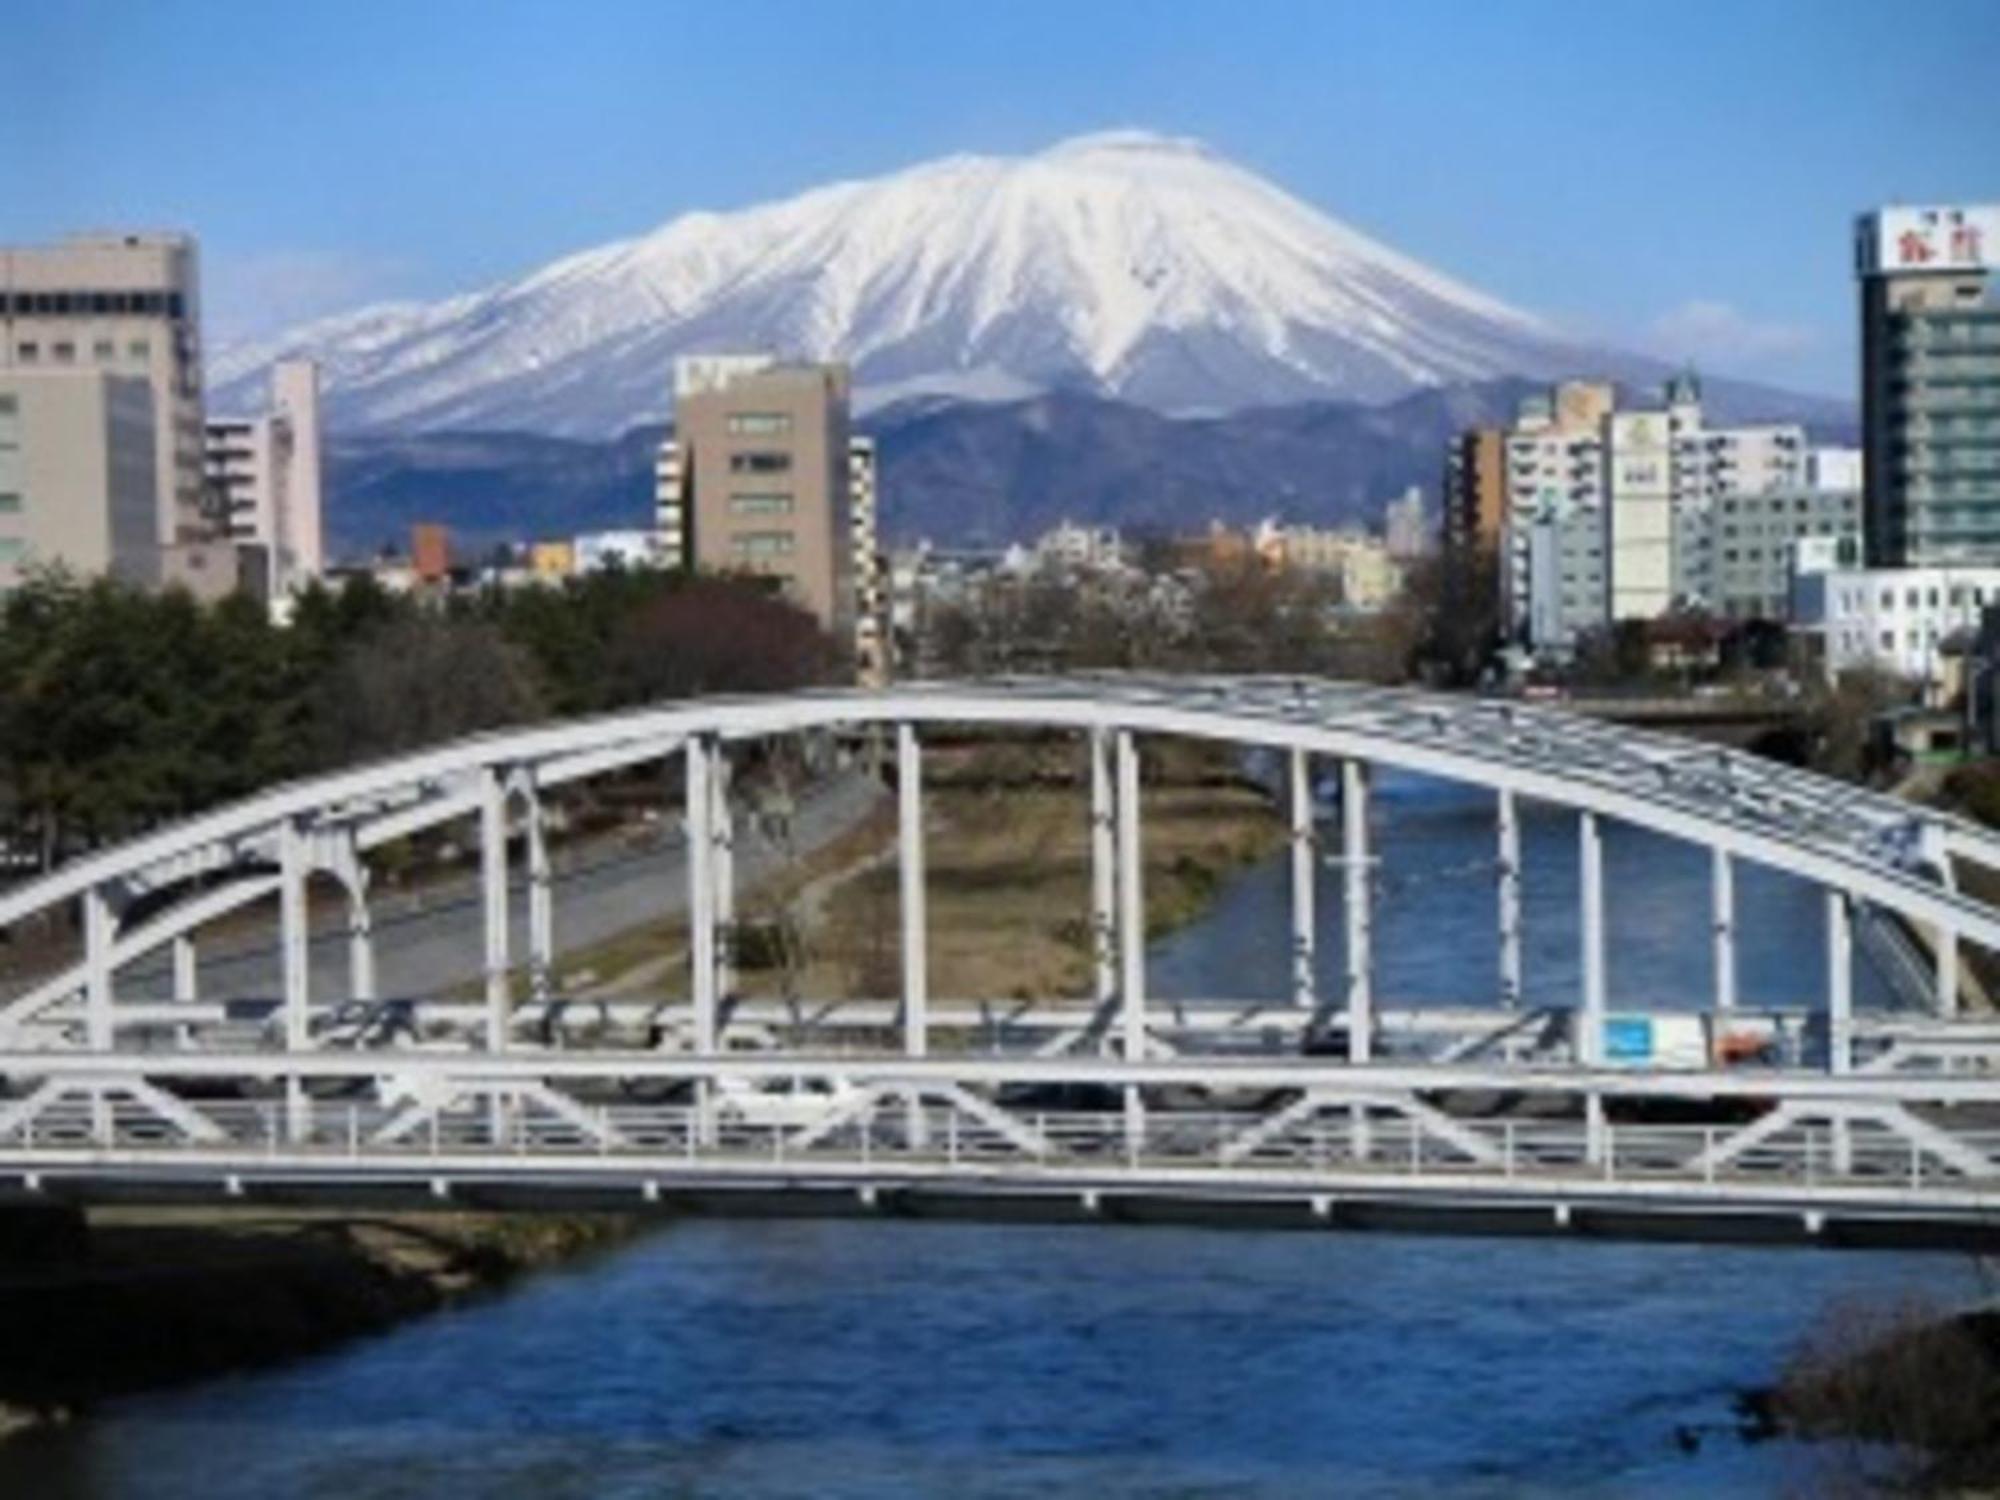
[0,774,1979,1497]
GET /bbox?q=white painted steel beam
[712,750,735,998]
[898,723,927,1058]
[1578,812,1605,1065]
[480,766,510,1053]
[1712,849,1737,1012]
[1116,729,1145,1147]
[1090,728,1116,1005]
[1827,890,1852,1076]
[522,771,554,1003]
[1343,759,1372,1060]
[1290,746,1316,1009]
[1497,787,1522,1008]
[82,886,114,1053]
[686,737,717,1054]
[8,679,2000,968]
[1116,730,1145,1056]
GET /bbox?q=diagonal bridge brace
[1217,1087,1504,1168]
[1689,1100,2000,1179]
[785,1081,1049,1157]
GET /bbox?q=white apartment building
[573,529,664,572]
[204,359,324,598]
[1383,485,1431,561]
[1795,563,2000,688]
[1032,519,1127,574]
[1,234,206,548]
[1607,408,1675,620]
[1255,519,1402,610]
[1501,375,1813,654]
[0,369,160,590]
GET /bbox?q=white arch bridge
[2,676,1998,1249]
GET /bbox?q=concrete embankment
[0,1204,638,1437]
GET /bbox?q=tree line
[0,568,838,867]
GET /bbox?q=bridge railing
[9,1090,2000,1200]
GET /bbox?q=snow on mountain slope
[212,130,1617,436]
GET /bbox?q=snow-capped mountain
[213,130,1624,436]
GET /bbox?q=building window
[52,342,75,363]
[0,495,19,514]
[0,539,24,563]
[727,413,792,437]
[730,531,796,558]
[729,451,792,475]
[16,343,37,362]
[128,340,151,360]
[729,493,795,516]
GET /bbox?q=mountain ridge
[217,129,1677,436]
[324,379,1857,561]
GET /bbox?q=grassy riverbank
[0,1205,638,1435]
[561,738,1286,1004]
[799,749,1284,1002]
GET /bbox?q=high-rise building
[1856,205,2000,566]
[655,356,879,677]
[205,359,325,597]
[1503,380,1612,651]
[1442,427,1506,554]
[0,370,160,591]
[848,435,885,682]
[0,234,206,548]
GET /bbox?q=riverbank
[0,1205,639,1438]
[561,741,1286,1004]
[1742,1297,2000,1491]
[802,748,1284,1001]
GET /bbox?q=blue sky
[3,0,1996,397]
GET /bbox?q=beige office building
[0,370,161,590]
[1,234,206,548]
[656,357,881,677]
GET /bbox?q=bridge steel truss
[0,675,1998,1245]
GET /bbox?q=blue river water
[0,773,1977,1497]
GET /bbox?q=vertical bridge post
[171,933,198,1049]
[1579,810,1607,1162]
[898,723,927,1057]
[347,868,377,1007]
[278,815,311,1143]
[480,766,511,1054]
[1827,888,1853,1174]
[1090,727,1116,1007]
[1497,787,1521,1008]
[522,769,554,1004]
[1290,747,1316,1010]
[1342,759,1372,1062]
[685,736,716,1054]
[712,750,735,999]
[1826,889,1852,1076]
[1712,848,1736,1013]
[1116,729,1145,1151]
[1923,822,1959,1017]
[83,884,115,1143]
